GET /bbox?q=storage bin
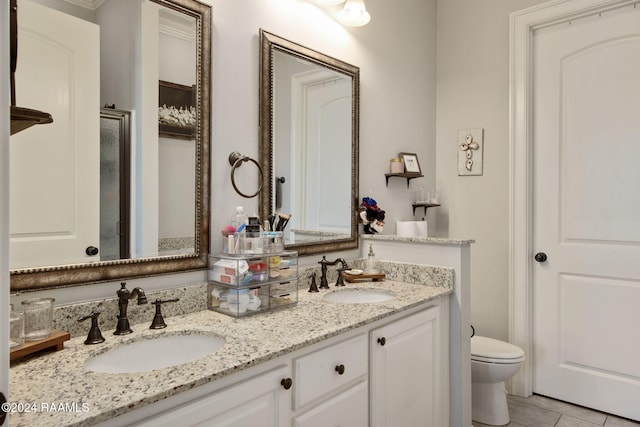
[207,280,298,317]
[208,255,270,286]
[207,251,298,317]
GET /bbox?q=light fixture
[337,0,371,27]
[313,0,346,5]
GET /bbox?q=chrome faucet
[114,282,148,335]
[318,257,350,288]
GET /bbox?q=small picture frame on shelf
[399,152,421,174]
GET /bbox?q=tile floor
[472,394,640,427]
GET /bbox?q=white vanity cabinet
[103,298,448,427]
[370,306,445,427]
[291,301,448,427]
[130,365,291,427]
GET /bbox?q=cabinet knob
[280,378,292,390]
[335,364,345,375]
[377,337,386,346]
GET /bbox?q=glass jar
[10,304,25,349]
[22,297,55,341]
[414,187,428,203]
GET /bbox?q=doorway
[509,0,640,421]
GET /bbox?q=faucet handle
[308,272,319,293]
[78,307,106,345]
[150,298,179,329]
[335,270,346,287]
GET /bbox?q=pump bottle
[364,244,378,274]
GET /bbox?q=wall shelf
[385,173,424,188]
[10,106,53,135]
[412,203,440,216]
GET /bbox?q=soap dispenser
[364,244,378,274]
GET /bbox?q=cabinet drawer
[293,334,367,409]
[293,380,368,427]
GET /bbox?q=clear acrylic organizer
[207,251,298,317]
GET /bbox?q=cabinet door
[132,365,291,427]
[370,307,440,427]
[293,380,368,427]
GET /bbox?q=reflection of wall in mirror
[273,51,352,244]
[9,0,199,268]
[98,1,155,258]
[273,51,304,241]
[98,1,198,258]
[158,9,197,255]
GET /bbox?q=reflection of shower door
[100,109,131,261]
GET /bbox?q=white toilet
[471,336,525,426]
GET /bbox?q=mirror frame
[10,0,211,292]
[258,29,359,256]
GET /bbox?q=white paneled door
[300,76,351,234]
[532,4,640,421]
[10,0,100,268]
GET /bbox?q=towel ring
[229,151,264,198]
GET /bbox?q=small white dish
[347,269,363,275]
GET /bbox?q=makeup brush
[276,212,291,231]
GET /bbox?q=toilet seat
[471,336,525,364]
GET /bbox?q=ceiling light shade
[337,0,370,26]
[313,0,346,5]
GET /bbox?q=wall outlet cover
[457,128,483,176]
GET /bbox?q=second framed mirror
[259,30,359,256]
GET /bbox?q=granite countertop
[9,280,451,427]
[361,234,475,245]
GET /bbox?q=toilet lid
[471,336,525,361]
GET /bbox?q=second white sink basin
[85,333,225,374]
[324,289,395,304]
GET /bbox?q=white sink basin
[85,333,225,374]
[323,289,395,304]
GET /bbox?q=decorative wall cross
[457,128,484,176]
[459,134,480,171]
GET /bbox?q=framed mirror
[259,30,359,256]
[9,0,211,292]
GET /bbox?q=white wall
[4,0,437,303]
[158,12,197,243]
[7,0,562,346]
[209,0,437,252]
[435,0,548,341]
